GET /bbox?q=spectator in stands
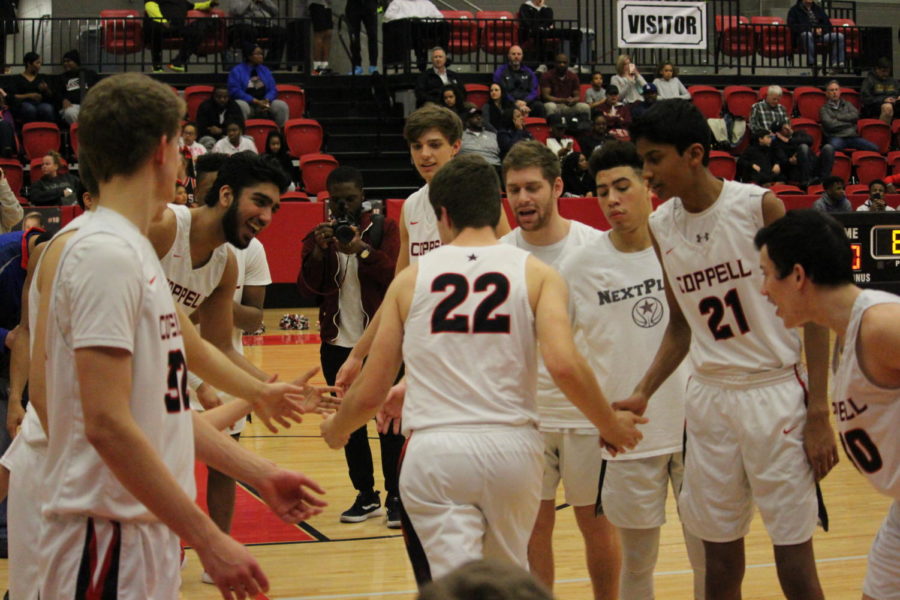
[263,129,296,184]
[176,150,196,204]
[143,0,215,73]
[459,104,501,168]
[494,45,545,118]
[594,85,631,140]
[197,85,245,150]
[415,47,465,107]
[0,91,16,158]
[749,85,789,138]
[812,175,851,212]
[545,113,575,159]
[309,0,334,74]
[653,61,690,100]
[21,211,42,231]
[346,0,379,74]
[577,114,613,158]
[860,57,897,124]
[517,0,582,66]
[630,83,658,120]
[820,80,879,154]
[560,151,592,197]
[11,52,54,123]
[0,165,22,233]
[856,179,893,211]
[482,83,512,133]
[227,43,290,128]
[610,54,646,105]
[55,49,97,125]
[181,122,207,160]
[28,151,81,206]
[787,0,844,72]
[584,71,606,116]
[540,53,590,126]
[227,0,287,71]
[771,120,820,188]
[738,129,783,185]
[212,120,258,155]
[497,107,534,158]
[173,181,189,205]
[382,0,446,72]
[440,85,466,118]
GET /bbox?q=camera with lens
[331,198,358,245]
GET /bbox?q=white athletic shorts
[189,386,246,435]
[864,500,900,599]
[599,452,684,530]
[539,430,603,507]
[679,371,817,545]
[40,515,181,600]
[399,426,543,580]
[2,435,47,600]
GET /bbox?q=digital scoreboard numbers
[832,213,900,294]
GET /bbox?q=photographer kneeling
[297,166,405,528]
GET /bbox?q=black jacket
[738,144,780,185]
[29,173,81,206]
[415,68,465,107]
[56,67,99,105]
[196,97,245,139]
[787,1,833,46]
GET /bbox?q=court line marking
[274,555,868,600]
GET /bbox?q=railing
[0,16,311,75]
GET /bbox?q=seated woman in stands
[212,120,259,155]
[653,61,690,100]
[227,44,290,128]
[482,83,511,133]
[610,54,646,105]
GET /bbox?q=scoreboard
[832,212,900,295]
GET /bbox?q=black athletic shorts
[309,3,334,32]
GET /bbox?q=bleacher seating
[441,11,478,56]
[256,201,326,284]
[841,88,861,111]
[0,159,23,198]
[476,11,518,55]
[688,86,723,119]
[829,18,862,61]
[833,152,852,182]
[857,119,891,154]
[851,151,888,185]
[770,184,804,195]
[100,9,143,56]
[243,119,278,152]
[284,119,324,157]
[464,84,490,109]
[724,85,757,120]
[281,191,311,202]
[276,85,306,119]
[794,87,827,121]
[709,151,737,180]
[716,15,755,58]
[524,117,550,144]
[299,153,339,196]
[183,85,214,122]
[22,122,61,160]
[750,16,792,60]
[790,117,822,152]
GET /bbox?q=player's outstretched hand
[335,355,363,393]
[375,381,406,434]
[803,413,839,481]
[196,382,224,410]
[195,532,268,600]
[291,366,342,415]
[320,414,350,449]
[600,410,648,456]
[611,393,649,416]
[257,468,327,523]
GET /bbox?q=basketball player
[37,73,328,600]
[334,104,511,392]
[496,140,619,599]
[321,154,646,582]
[620,99,837,599]
[560,141,704,599]
[755,209,899,600]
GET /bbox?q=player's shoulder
[147,205,179,256]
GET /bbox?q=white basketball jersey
[403,185,441,264]
[502,220,603,428]
[402,243,538,435]
[43,207,194,521]
[831,289,900,500]
[649,180,800,380]
[159,204,230,315]
[562,234,688,459]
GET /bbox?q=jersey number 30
[431,272,511,334]
[164,349,190,413]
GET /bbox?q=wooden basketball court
[0,308,890,599]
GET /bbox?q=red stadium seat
[0,159,23,196]
[857,119,891,154]
[829,18,861,60]
[851,151,887,185]
[243,119,278,153]
[276,85,306,119]
[188,9,227,55]
[724,85,758,120]
[69,121,79,158]
[750,16,792,59]
[757,85,793,115]
[100,9,143,55]
[524,117,550,144]
[794,86,827,122]
[257,202,326,283]
[22,122,61,160]
[464,84,490,109]
[708,151,737,180]
[283,118,323,157]
[300,153,339,196]
[476,11,518,56]
[844,183,869,196]
[557,196,610,231]
[840,88,861,111]
[441,10,478,55]
[770,183,804,195]
[281,191,311,202]
[716,15,755,58]
[790,117,822,153]
[688,86,723,119]
[832,152,851,182]
[886,150,900,174]
[807,184,824,196]
[183,85,213,122]
[781,195,816,211]
[386,198,405,220]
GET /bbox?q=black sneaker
[385,496,402,529]
[340,491,382,523]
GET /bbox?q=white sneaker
[201,571,214,585]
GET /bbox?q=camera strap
[366,212,385,249]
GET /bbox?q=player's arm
[618,233,691,415]
[233,284,265,332]
[76,346,269,596]
[530,257,646,453]
[146,206,178,258]
[321,267,411,448]
[395,201,411,274]
[859,303,900,383]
